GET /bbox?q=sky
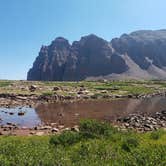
[0,0,166,80]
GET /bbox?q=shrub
[50,131,81,147]
[79,119,115,138]
[121,137,139,152]
[150,130,164,140]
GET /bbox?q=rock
[161,110,166,115]
[16,96,27,100]
[115,95,123,98]
[28,30,166,81]
[9,112,14,115]
[101,90,108,94]
[51,128,59,132]
[29,85,37,92]
[40,126,52,130]
[18,111,25,116]
[77,91,84,95]
[74,113,79,116]
[29,131,36,135]
[63,128,70,131]
[35,132,45,136]
[124,123,130,127]
[6,122,16,126]
[117,110,166,132]
[50,123,57,126]
[53,87,60,91]
[58,125,65,129]
[71,125,79,132]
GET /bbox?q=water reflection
[0,97,166,127]
[0,107,41,128]
[36,97,166,127]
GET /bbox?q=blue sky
[0,0,166,80]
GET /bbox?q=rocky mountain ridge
[27,30,166,81]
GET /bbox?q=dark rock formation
[27,30,166,81]
[28,37,70,81]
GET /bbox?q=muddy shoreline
[0,110,166,136]
[0,89,166,108]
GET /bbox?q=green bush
[79,119,115,138]
[50,131,81,147]
[121,137,139,152]
[150,130,164,140]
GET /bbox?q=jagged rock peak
[28,30,166,81]
[50,37,71,49]
[79,34,107,43]
[120,29,166,41]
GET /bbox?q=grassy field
[0,120,165,166]
[0,80,166,97]
[0,80,166,165]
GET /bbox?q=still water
[0,97,166,128]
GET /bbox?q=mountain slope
[27,30,166,81]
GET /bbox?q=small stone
[9,112,14,115]
[58,125,65,129]
[34,126,38,130]
[53,87,60,91]
[29,131,36,135]
[35,132,44,136]
[29,85,37,92]
[161,110,166,115]
[40,126,52,130]
[50,123,57,126]
[71,125,79,132]
[124,123,130,127]
[51,128,59,132]
[63,128,70,131]
[18,112,25,116]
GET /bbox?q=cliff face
[63,35,128,81]
[27,37,70,81]
[27,30,166,81]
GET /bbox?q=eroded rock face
[111,30,166,70]
[27,37,70,81]
[27,30,166,81]
[63,35,128,81]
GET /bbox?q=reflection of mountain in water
[35,97,166,127]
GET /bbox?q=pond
[0,97,166,128]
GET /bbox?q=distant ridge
[27,30,166,81]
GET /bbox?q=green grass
[0,120,165,165]
[0,80,165,96]
[0,81,11,87]
[42,91,54,96]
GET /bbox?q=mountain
[27,30,166,81]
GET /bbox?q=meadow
[0,120,165,166]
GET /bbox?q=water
[0,97,166,128]
[0,107,41,128]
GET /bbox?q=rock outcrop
[27,30,166,81]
